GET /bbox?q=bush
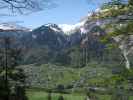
[58,95,64,100]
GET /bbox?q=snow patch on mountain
[0,23,31,31]
[42,22,87,35]
[59,21,85,35]
[44,23,62,33]
[50,27,61,32]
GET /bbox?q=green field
[22,63,113,89]
[26,90,112,100]
[24,63,133,100]
[27,90,85,100]
[27,89,133,100]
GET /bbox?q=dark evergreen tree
[0,37,27,100]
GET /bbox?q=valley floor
[27,89,133,100]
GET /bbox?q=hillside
[21,63,119,91]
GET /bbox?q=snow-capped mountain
[0,22,31,31]
[0,19,87,36]
[38,22,86,35]
[1,10,129,66]
[44,23,63,33]
[24,23,67,50]
[58,20,86,35]
[33,18,87,35]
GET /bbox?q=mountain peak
[39,23,62,33]
[45,23,59,27]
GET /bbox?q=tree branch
[0,0,54,14]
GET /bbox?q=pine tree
[0,37,27,100]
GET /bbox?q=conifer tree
[0,37,27,100]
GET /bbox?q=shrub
[58,95,64,100]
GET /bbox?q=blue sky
[0,0,108,29]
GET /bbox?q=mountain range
[0,11,132,67]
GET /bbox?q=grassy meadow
[26,89,133,100]
[27,90,85,100]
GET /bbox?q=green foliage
[100,35,111,44]
[110,21,133,36]
[129,0,133,5]
[101,0,125,10]
[58,95,64,100]
[95,1,133,19]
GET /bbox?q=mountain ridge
[0,20,87,36]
